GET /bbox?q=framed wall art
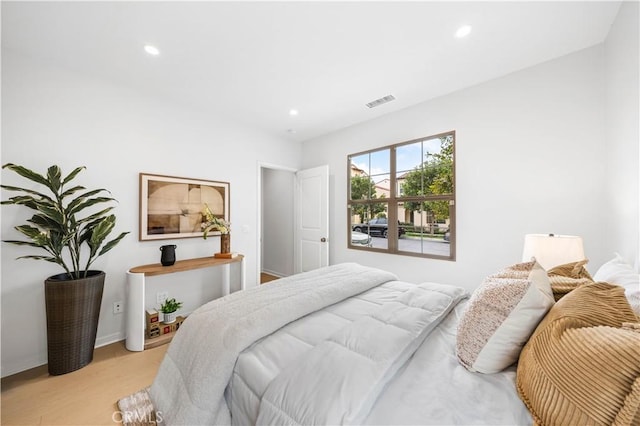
[139,173,230,241]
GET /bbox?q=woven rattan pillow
[547,259,594,301]
[456,260,555,374]
[517,282,640,426]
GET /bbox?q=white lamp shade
[522,234,585,270]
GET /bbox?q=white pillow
[456,260,555,374]
[593,253,640,315]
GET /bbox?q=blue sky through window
[352,137,442,184]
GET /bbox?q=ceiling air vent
[365,95,396,109]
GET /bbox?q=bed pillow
[516,282,640,425]
[547,259,593,301]
[456,260,555,374]
[594,253,640,316]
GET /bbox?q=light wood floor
[260,272,280,284]
[2,274,280,425]
[1,341,168,425]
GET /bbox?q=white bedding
[229,281,533,425]
[150,263,532,425]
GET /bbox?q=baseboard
[1,354,47,378]
[2,331,127,378]
[95,331,126,348]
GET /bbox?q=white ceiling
[2,1,622,143]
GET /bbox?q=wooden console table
[125,255,245,351]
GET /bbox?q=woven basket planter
[44,271,105,375]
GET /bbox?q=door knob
[320,237,327,242]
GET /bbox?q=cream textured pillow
[456,260,555,374]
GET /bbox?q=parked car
[351,231,372,247]
[352,218,405,238]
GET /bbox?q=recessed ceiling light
[144,45,160,56]
[289,109,299,116]
[455,25,472,39]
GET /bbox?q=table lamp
[522,233,585,270]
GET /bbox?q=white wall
[1,51,301,376]
[302,45,609,289]
[604,1,640,270]
[261,167,295,277]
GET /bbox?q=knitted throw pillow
[456,260,555,374]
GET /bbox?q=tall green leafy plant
[1,163,129,279]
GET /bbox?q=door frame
[257,162,297,285]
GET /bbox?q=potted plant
[201,203,231,253]
[159,297,183,324]
[1,163,129,375]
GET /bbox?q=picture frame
[139,173,230,241]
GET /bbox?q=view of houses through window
[348,131,455,259]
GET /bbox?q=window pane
[396,141,423,196]
[397,201,451,257]
[396,141,424,174]
[397,135,454,198]
[350,173,376,201]
[350,204,389,250]
[423,134,454,195]
[349,154,374,200]
[350,153,370,176]
[369,149,390,182]
[349,150,390,201]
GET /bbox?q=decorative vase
[44,271,105,375]
[220,233,231,254]
[163,311,177,324]
[159,244,176,266]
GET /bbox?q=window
[348,131,455,260]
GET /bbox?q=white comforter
[149,263,397,425]
[255,281,467,425]
[229,279,532,426]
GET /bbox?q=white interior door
[295,165,329,273]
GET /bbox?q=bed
[148,259,640,425]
